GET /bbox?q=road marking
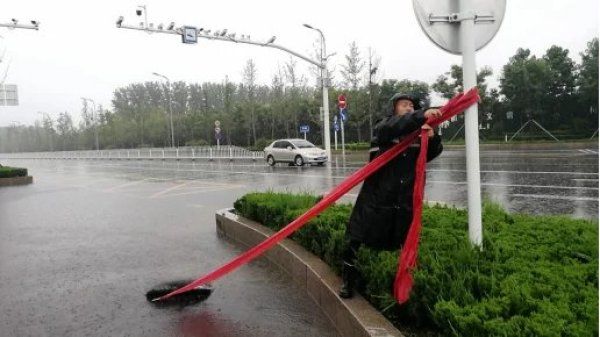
[150,182,189,198]
[511,194,598,202]
[65,162,600,192]
[90,161,599,177]
[427,169,598,176]
[103,178,153,192]
[165,187,241,197]
[578,149,599,154]
[428,180,599,191]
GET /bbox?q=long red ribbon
[155,89,480,302]
[393,128,429,303]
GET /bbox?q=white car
[264,139,328,166]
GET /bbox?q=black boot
[339,262,357,299]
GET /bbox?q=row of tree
[0,38,597,153]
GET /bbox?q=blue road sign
[300,125,310,133]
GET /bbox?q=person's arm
[426,134,443,162]
[374,110,427,145]
[421,123,443,161]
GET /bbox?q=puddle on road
[146,280,213,308]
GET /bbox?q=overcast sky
[0,0,598,126]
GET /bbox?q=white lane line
[86,162,599,191]
[165,187,242,197]
[428,180,599,191]
[92,162,352,180]
[150,182,189,198]
[90,161,599,176]
[511,194,598,202]
[103,178,153,192]
[427,169,598,176]
[94,162,600,181]
[572,178,599,182]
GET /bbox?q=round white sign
[413,0,506,55]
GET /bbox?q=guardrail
[0,146,265,162]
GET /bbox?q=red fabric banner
[155,89,480,302]
[393,128,429,303]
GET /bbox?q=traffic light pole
[116,16,332,159]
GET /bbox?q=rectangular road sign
[0,84,18,106]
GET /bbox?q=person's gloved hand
[424,108,442,121]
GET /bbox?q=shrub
[0,166,28,178]
[185,139,209,146]
[234,192,598,337]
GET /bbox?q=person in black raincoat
[339,93,444,298]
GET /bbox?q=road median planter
[0,166,33,186]
[216,208,404,337]
[230,192,598,337]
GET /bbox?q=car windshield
[292,140,316,149]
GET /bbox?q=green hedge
[234,192,598,337]
[0,166,28,178]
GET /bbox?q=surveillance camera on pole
[1,18,40,30]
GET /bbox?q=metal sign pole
[459,0,483,247]
[334,130,338,150]
[413,0,505,248]
[340,117,345,156]
[333,115,338,150]
[323,76,331,160]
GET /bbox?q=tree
[366,47,381,138]
[340,41,365,90]
[500,48,551,126]
[543,45,576,128]
[242,59,258,145]
[432,64,493,98]
[284,57,302,138]
[577,38,599,130]
[56,112,75,150]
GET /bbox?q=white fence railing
[0,146,265,161]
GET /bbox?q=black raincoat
[345,109,443,250]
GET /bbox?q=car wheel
[317,162,325,166]
[294,155,304,166]
[267,155,276,166]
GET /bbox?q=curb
[216,208,404,337]
[0,176,33,187]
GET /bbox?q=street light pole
[152,72,174,148]
[303,24,331,160]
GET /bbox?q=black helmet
[390,93,422,112]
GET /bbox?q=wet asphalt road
[0,146,598,336]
